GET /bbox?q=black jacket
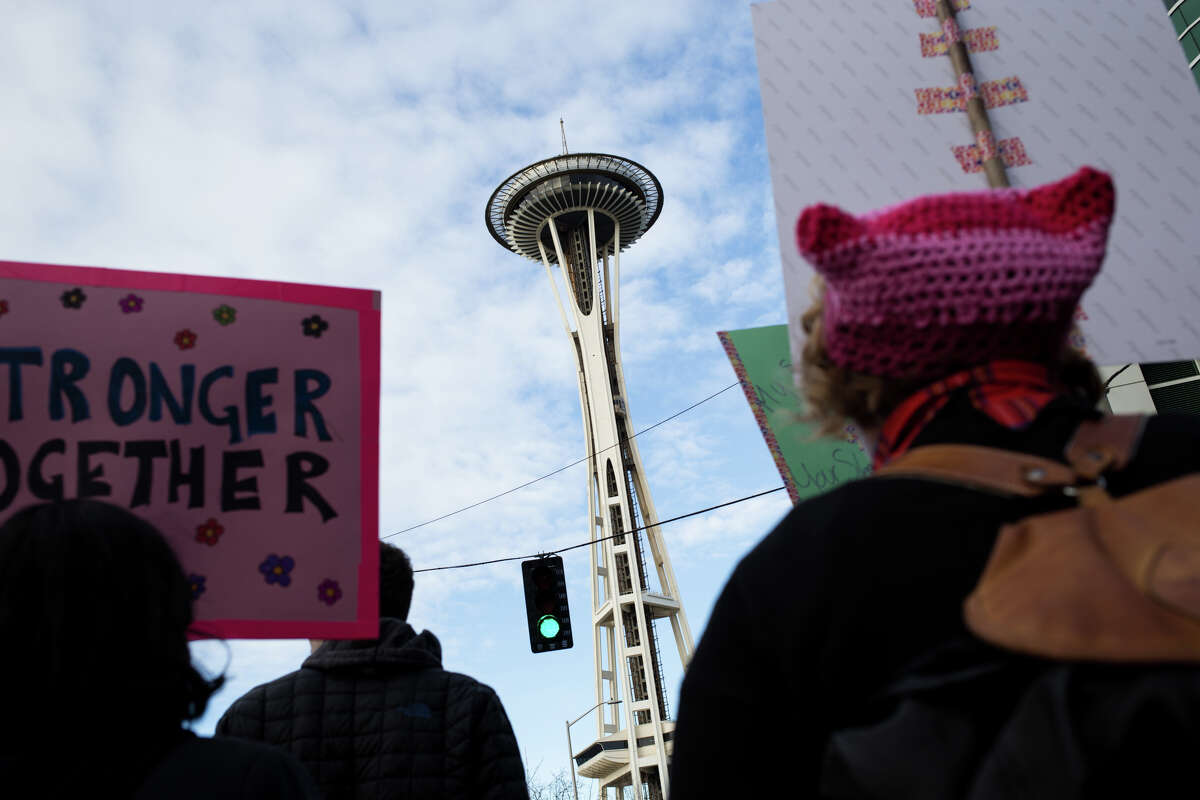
[1,731,319,799]
[216,618,528,800]
[136,733,322,799]
[669,397,1200,798]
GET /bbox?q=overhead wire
[1102,364,1133,391]
[383,381,741,538]
[413,485,787,573]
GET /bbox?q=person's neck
[310,618,403,653]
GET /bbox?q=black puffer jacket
[216,618,527,800]
[136,733,322,799]
[2,731,320,800]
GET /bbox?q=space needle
[487,138,693,800]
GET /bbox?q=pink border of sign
[717,331,800,505]
[0,259,381,640]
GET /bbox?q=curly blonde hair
[797,278,1103,436]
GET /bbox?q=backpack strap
[873,446,1074,496]
[873,415,1149,496]
[1063,414,1147,479]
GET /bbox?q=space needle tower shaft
[488,153,693,800]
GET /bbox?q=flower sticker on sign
[174,329,198,350]
[259,554,295,587]
[0,259,380,640]
[119,294,144,314]
[195,518,225,546]
[60,288,87,309]
[212,303,237,326]
[301,315,329,339]
[317,578,342,606]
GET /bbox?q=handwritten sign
[719,325,869,504]
[0,260,380,639]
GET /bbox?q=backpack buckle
[1062,477,1111,506]
[1062,476,1106,497]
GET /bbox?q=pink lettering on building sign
[0,260,381,640]
[959,72,978,101]
[951,136,1033,173]
[941,17,961,44]
[920,26,1000,57]
[916,76,1029,114]
[912,0,970,18]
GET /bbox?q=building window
[1166,0,1200,87]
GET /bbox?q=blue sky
[1,1,795,789]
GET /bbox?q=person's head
[792,166,1113,435]
[311,541,414,652]
[380,541,414,621]
[0,500,221,742]
[310,542,414,652]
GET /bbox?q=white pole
[566,720,580,800]
[566,700,620,800]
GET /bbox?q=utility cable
[1102,364,1132,391]
[412,485,786,573]
[384,382,739,538]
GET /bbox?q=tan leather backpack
[875,415,1200,662]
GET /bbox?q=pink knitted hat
[794,166,1115,381]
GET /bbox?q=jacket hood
[303,617,442,673]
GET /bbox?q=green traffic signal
[537,614,561,639]
[521,556,573,653]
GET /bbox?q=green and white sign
[719,325,870,505]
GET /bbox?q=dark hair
[380,541,414,621]
[0,500,222,752]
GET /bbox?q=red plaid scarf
[873,360,1058,469]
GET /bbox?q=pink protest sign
[0,260,380,639]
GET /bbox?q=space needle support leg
[569,211,643,800]
[537,238,574,337]
[546,216,582,320]
[542,225,611,742]
[582,207,612,728]
[550,215,639,769]
[604,218,639,793]
[552,211,628,753]
[584,419,604,723]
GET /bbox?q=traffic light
[521,556,573,653]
